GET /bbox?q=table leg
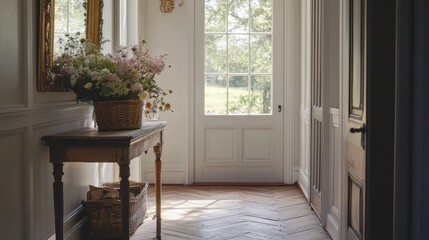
[154,144,163,240]
[119,163,130,239]
[53,163,64,240]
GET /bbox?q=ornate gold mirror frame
[38,0,104,92]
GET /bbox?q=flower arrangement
[52,33,172,119]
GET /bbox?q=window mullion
[247,0,252,114]
[226,0,230,115]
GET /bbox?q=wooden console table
[42,121,167,240]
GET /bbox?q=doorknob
[277,105,282,112]
[350,126,365,133]
[350,124,366,149]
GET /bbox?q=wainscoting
[0,104,96,239]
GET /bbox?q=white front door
[194,0,284,183]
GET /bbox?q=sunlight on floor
[163,199,241,221]
[130,185,331,240]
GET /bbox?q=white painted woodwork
[299,0,312,200]
[194,0,285,183]
[300,1,342,239]
[284,0,303,185]
[339,0,350,239]
[326,108,341,240]
[310,0,323,217]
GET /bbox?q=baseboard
[143,171,186,184]
[190,182,293,186]
[47,206,89,240]
[298,170,310,201]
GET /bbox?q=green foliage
[204,0,273,115]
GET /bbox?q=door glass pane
[205,34,227,73]
[250,34,272,73]
[251,76,272,114]
[228,0,249,33]
[205,75,227,115]
[250,0,273,32]
[204,0,273,115]
[228,34,249,73]
[228,75,249,115]
[205,0,227,33]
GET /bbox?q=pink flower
[130,83,143,92]
[106,73,119,82]
[148,56,166,74]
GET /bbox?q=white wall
[139,0,191,184]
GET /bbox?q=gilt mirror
[38,0,104,92]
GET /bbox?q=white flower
[138,91,150,100]
[84,82,92,89]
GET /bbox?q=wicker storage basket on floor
[82,182,148,239]
[93,100,143,131]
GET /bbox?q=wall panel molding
[0,127,30,239]
[33,117,90,131]
[327,108,340,240]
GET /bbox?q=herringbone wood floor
[131,185,331,240]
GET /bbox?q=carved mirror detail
[38,0,104,92]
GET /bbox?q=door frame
[187,0,302,184]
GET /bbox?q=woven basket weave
[82,182,148,239]
[93,100,143,131]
